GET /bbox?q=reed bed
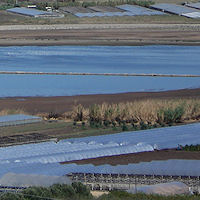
[67,98,200,127]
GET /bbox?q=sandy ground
[61,149,200,165]
[0,88,200,115]
[0,24,200,46]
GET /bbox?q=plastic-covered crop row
[0,123,199,164]
[0,114,42,127]
[117,4,165,15]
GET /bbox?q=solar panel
[7,7,48,17]
[150,3,198,15]
[117,4,165,15]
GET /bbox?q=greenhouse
[0,114,42,127]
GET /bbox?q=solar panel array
[150,3,200,18]
[117,4,165,15]
[7,7,49,17]
[0,114,42,126]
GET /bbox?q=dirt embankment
[0,88,199,115]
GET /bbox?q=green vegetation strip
[0,71,200,77]
[181,144,200,151]
[1,184,199,200]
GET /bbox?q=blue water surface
[0,75,199,97]
[0,45,199,97]
[0,45,200,74]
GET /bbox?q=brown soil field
[0,23,200,46]
[0,88,199,115]
[61,149,200,165]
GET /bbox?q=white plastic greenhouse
[127,182,190,195]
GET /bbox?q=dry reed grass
[68,98,200,125]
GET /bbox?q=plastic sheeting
[0,123,199,176]
[7,7,49,17]
[0,114,42,126]
[186,2,200,10]
[0,123,199,164]
[0,173,71,187]
[74,11,135,17]
[182,12,200,18]
[0,142,154,164]
[74,4,165,17]
[127,182,190,195]
[62,160,200,176]
[0,159,200,177]
[66,122,200,150]
[117,4,165,15]
[150,3,198,15]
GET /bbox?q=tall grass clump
[157,105,185,125]
[68,98,200,128]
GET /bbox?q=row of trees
[0,186,199,200]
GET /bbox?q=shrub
[0,193,25,200]
[89,104,102,123]
[48,112,61,119]
[72,182,92,199]
[140,121,148,130]
[157,105,185,124]
[122,123,128,131]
